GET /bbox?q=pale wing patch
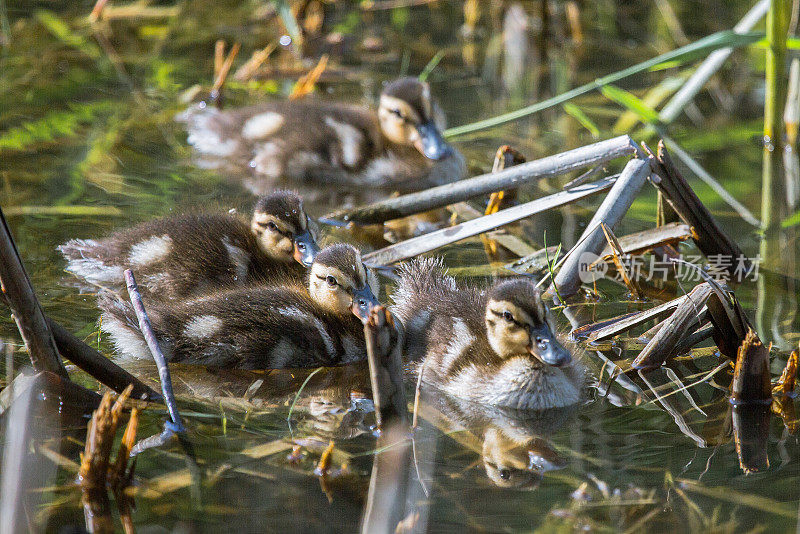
[128,235,173,267]
[242,112,284,140]
[59,239,125,284]
[222,236,250,282]
[250,141,284,178]
[440,318,475,372]
[324,117,363,168]
[183,315,224,339]
[440,363,482,398]
[183,108,240,157]
[101,312,151,360]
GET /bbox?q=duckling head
[378,77,454,161]
[484,279,572,367]
[251,191,319,267]
[309,244,379,321]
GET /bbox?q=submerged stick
[47,319,159,402]
[361,421,413,534]
[0,218,155,398]
[326,135,638,225]
[548,157,651,301]
[732,403,771,474]
[124,270,184,433]
[363,176,616,266]
[648,141,749,274]
[632,283,714,370]
[0,207,67,377]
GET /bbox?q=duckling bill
[178,77,466,193]
[58,191,319,300]
[99,244,385,369]
[392,258,587,410]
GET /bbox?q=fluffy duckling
[58,191,319,300]
[178,77,466,193]
[392,258,586,410]
[99,244,383,369]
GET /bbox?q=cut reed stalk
[632,283,714,370]
[648,141,749,274]
[363,307,407,429]
[363,176,616,266]
[731,329,772,404]
[326,135,639,225]
[510,222,690,274]
[47,319,159,402]
[548,157,651,301]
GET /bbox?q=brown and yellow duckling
[58,190,319,300]
[392,258,587,410]
[178,77,466,193]
[99,244,387,369]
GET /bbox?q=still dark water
[1,1,798,532]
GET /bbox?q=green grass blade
[563,103,600,137]
[419,50,445,82]
[600,85,661,125]
[782,209,800,227]
[35,10,101,59]
[271,0,302,47]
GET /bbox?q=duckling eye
[503,311,514,323]
[326,275,338,287]
[499,469,511,480]
[266,221,278,231]
[390,108,404,119]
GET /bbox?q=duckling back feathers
[178,95,466,193]
[99,284,368,370]
[61,214,301,299]
[59,209,304,300]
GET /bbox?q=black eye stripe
[257,221,294,238]
[490,309,525,328]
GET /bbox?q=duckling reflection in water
[59,190,319,300]
[421,389,577,490]
[99,244,395,369]
[178,77,466,193]
[392,258,587,410]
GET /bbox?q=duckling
[58,191,319,300]
[177,77,466,194]
[391,258,586,410]
[98,244,385,369]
